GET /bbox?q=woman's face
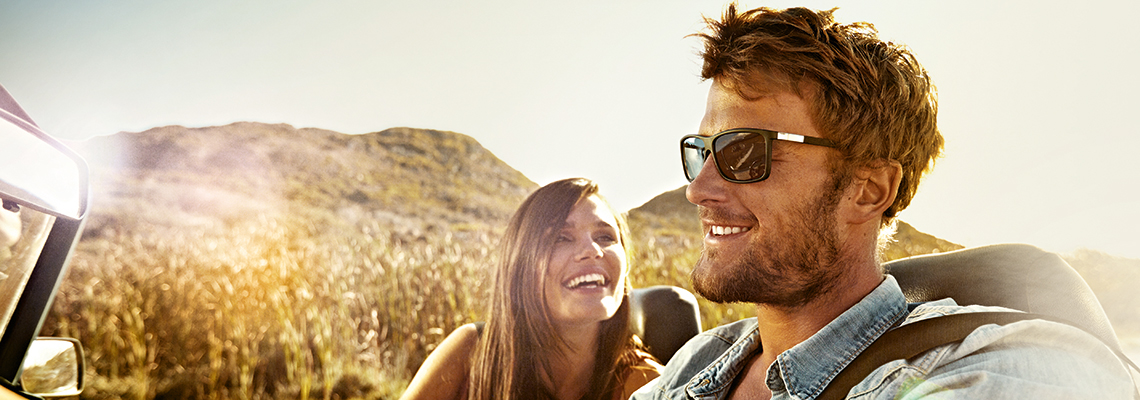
[543,195,627,328]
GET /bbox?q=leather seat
[886,243,1124,354]
[630,243,1125,363]
[629,285,702,363]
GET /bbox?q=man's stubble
[690,177,845,308]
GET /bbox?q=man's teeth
[711,226,750,236]
[565,273,606,289]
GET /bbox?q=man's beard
[690,182,844,308]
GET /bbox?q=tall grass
[40,202,763,400]
[43,206,493,399]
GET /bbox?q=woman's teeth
[711,226,749,236]
[565,273,606,289]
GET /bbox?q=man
[632,5,1134,399]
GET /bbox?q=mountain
[74,122,537,242]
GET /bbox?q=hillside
[74,123,537,241]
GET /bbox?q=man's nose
[686,153,727,206]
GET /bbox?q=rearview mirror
[18,337,84,397]
[0,98,88,220]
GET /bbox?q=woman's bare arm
[399,323,480,400]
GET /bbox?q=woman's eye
[595,234,617,246]
[555,235,571,244]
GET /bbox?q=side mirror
[0,107,88,220]
[0,83,90,394]
[18,338,84,398]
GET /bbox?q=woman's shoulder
[620,349,663,399]
[398,323,481,400]
[443,323,481,353]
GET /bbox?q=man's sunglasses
[681,128,838,183]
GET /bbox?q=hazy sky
[2,0,1138,258]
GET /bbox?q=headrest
[629,285,702,363]
[886,243,1122,353]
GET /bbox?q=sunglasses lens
[714,131,768,182]
[681,137,707,182]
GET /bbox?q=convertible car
[1,80,1133,398]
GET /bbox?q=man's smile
[710,225,751,237]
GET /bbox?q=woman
[401,178,661,400]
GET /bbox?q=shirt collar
[683,276,908,400]
[769,275,908,399]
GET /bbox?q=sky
[2,0,1138,258]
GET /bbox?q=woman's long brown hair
[467,178,641,400]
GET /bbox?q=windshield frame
[0,84,90,383]
[0,206,56,338]
[0,213,85,382]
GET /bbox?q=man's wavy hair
[696,5,944,223]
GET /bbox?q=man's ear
[843,160,902,225]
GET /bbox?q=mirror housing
[17,338,84,398]
[0,86,88,220]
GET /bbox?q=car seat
[629,243,1126,364]
[629,285,702,364]
[886,243,1124,354]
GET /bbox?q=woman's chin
[552,295,623,326]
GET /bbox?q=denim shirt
[630,276,1134,400]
